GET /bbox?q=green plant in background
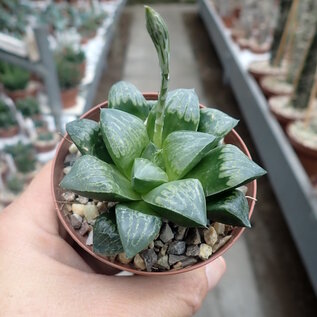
[37,131,54,141]
[6,175,24,195]
[0,99,17,128]
[4,142,37,174]
[0,62,30,91]
[56,58,81,90]
[60,46,85,65]
[61,7,266,259]
[78,17,98,38]
[15,97,40,118]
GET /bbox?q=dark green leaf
[108,81,149,120]
[66,119,112,163]
[141,142,165,170]
[207,189,251,227]
[60,155,140,201]
[116,202,162,258]
[198,108,239,139]
[143,179,207,227]
[163,131,217,180]
[186,144,266,196]
[162,89,200,142]
[93,212,124,256]
[146,103,157,142]
[132,158,168,194]
[100,109,149,178]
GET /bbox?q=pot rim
[51,93,257,276]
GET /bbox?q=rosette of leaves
[56,57,81,91]
[57,46,85,65]
[16,97,40,118]
[0,62,30,91]
[61,7,266,260]
[0,99,17,129]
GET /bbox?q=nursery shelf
[199,0,317,295]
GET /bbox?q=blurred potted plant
[0,174,24,206]
[15,97,41,119]
[78,16,98,44]
[0,98,19,138]
[56,57,81,109]
[0,62,39,101]
[52,7,266,274]
[33,130,59,153]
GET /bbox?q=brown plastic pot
[260,76,292,99]
[287,124,317,178]
[61,87,78,109]
[0,125,19,138]
[52,93,258,276]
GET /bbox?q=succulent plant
[0,62,30,91]
[37,131,54,141]
[61,7,266,259]
[6,175,24,194]
[15,97,40,118]
[57,46,85,65]
[56,58,81,90]
[4,142,36,174]
[0,99,17,128]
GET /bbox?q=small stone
[63,166,71,175]
[134,253,146,270]
[64,154,77,167]
[169,254,187,266]
[107,202,117,209]
[204,226,218,247]
[148,241,154,249]
[199,244,213,260]
[62,191,75,202]
[79,221,90,236]
[141,249,158,272]
[83,205,99,223]
[186,228,201,245]
[186,245,200,257]
[72,203,85,216]
[86,230,93,246]
[77,195,89,204]
[173,262,183,270]
[160,223,174,243]
[181,257,198,268]
[118,253,132,264]
[167,241,186,255]
[212,235,232,253]
[69,143,78,154]
[213,222,225,235]
[159,244,168,256]
[154,240,164,248]
[157,255,170,270]
[175,226,187,240]
[70,213,82,229]
[97,201,107,211]
[65,204,72,212]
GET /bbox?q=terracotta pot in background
[80,31,97,45]
[248,60,286,84]
[52,93,258,276]
[287,124,317,178]
[5,81,40,102]
[79,61,86,78]
[0,125,19,138]
[249,42,271,55]
[260,76,293,99]
[61,87,78,109]
[34,134,60,154]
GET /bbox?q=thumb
[99,256,226,317]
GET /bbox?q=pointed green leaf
[66,119,112,163]
[186,144,266,196]
[132,158,168,194]
[141,142,165,170]
[162,89,200,142]
[163,131,217,180]
[60,155,140,201]
[147,100,157,110]
[207,189,251,228]
[198,108,239,139]
[100,109,149,178]
[143,179,207,227]
[93,212,124,256]
[146,103,157,142]
[108,81,149,120]
[116,202,162,258]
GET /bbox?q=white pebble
[134,254,146,270]
[213,222,225,235]
[118,253,132,264]
[86,230,93,246]
[69,143,78,154]
[84,205,99,222]
[63,166,71,175]
[72,203,85,217]
[199,244,213,260]
[204,227,218,247]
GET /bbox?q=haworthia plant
[60,7,266,259]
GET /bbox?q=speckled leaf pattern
[143,179,207,227]
[207,189,251,227]
[93,213,124,256]
[66,119,112,163]
[186,144,266,197]
[146,104,157,142]
[141,142,165,170]
[116,202,162,258]
[162,89,200,142]
[132,158,168,194]
[163,131,217,180]
[108,81,149,120]
[100,109,149,178]
[60,155,140,201]
[198,108,239,139]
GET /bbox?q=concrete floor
[96,4,316,316]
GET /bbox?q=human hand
[0,163,225,317]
